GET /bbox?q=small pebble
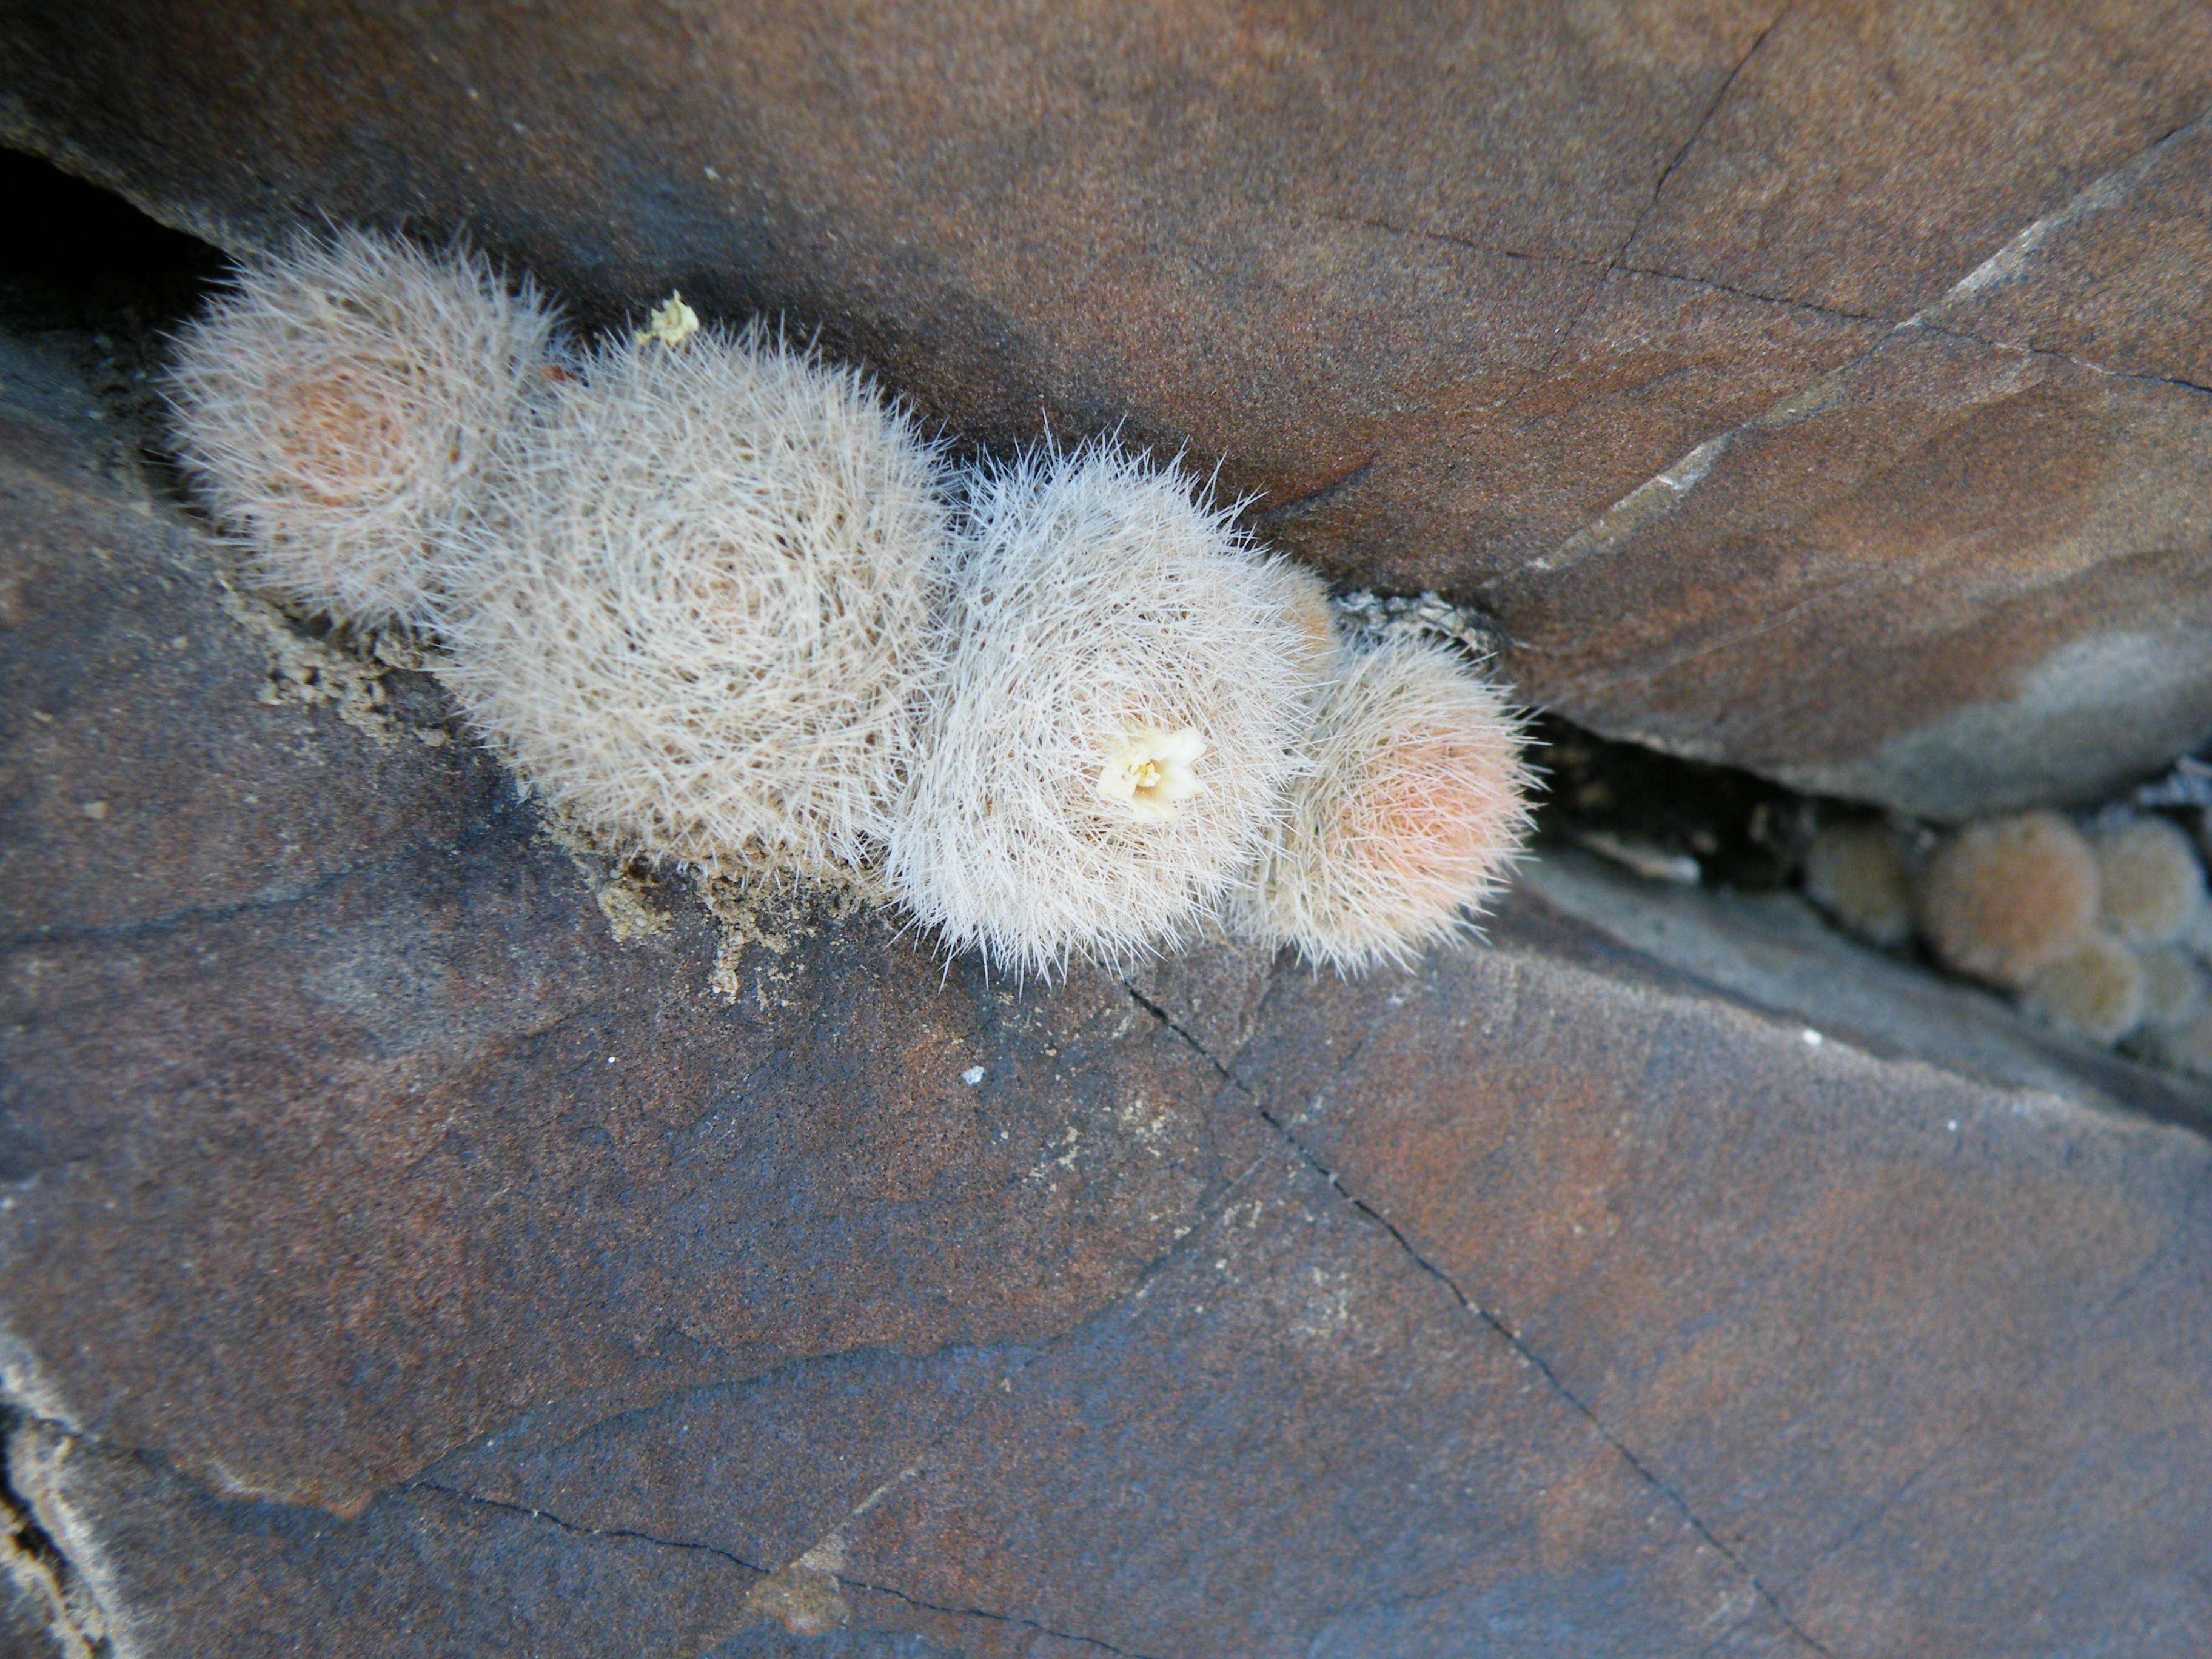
[960,1065,986,1087]
[1574,828,1700,885]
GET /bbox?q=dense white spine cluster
[433,323,953,876]
[169,228,1534,974]
[168,229,559,631]
[1234,634,1532,973]
[886,444,1323,975]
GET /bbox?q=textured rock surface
[5,335,2212,1655]
[4,0,2210,817]
[1523,849,2212,1133]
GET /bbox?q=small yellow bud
[635,292,700,349]
[1095,726,1207,823]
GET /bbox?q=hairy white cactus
[171,230,1535,972]
[886,443,1325,975]
[169,229,559,631]
[1235,633,1531,973]
[432,320,953,877]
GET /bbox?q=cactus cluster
[1803,807,2212,1062]
[170,231,1530,975]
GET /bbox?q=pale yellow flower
[1095,726,1207,822]
[635,292,700,349]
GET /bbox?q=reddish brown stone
[1931,115,2212,389]
[1487,322,2212,816]
[1229,900,2212,1656]
[7,1420,765,1659]
[1624,2,2212,321]
[17,857,2212,1652]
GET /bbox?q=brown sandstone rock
[4,338,2212,1655]
[2,0,2208,816]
